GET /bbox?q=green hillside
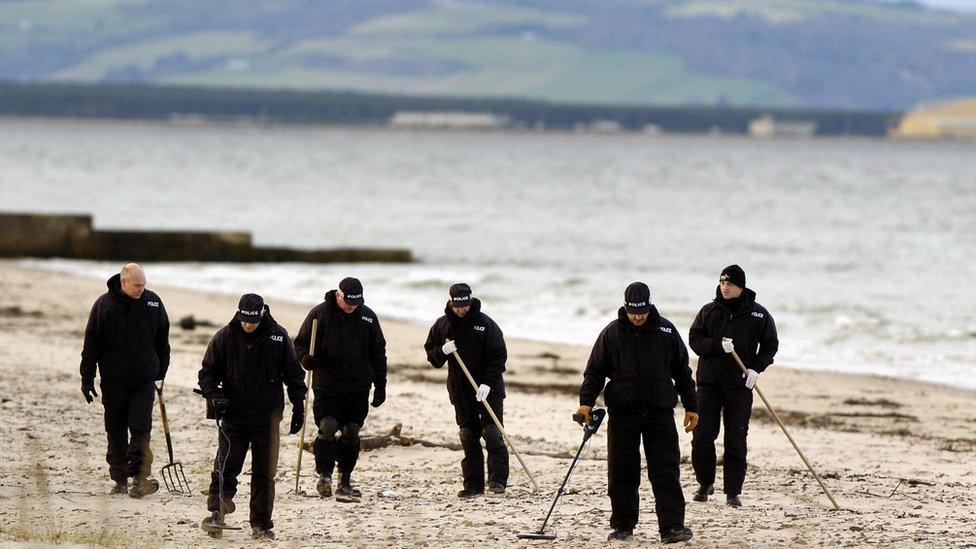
[1,0,974,109]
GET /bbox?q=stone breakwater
[0,213,412,263]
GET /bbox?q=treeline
[0,81,900,135]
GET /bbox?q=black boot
[726,495,742,508]
[336,474,361,501]
[487,482,506,494]
[110,480,128,495]
[129,477,159,498]
[201,512,224,539]
[661,526,693,544]
[693,484,714,502]
[608,528,633,541]
[251,526,276,540]
[457,487,484,498]
[316,475,332,498]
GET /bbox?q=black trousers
[100,378,155,482]
[207,418,281,530]
[453,394,509,490]
[691,384,754,496]
[312,389,370,479]
[606,409,685,534]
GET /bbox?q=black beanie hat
[449,283,472,307]
[236,293,265,324]
[624,282,651,314]
[339,277,364,305]
[720,265,746,288]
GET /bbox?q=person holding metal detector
[80,263,170,498]
[425,283,510,497]
[577,282,698,543]
[689,265,778,508]
[294,277,387,502]
[197,294,307,540]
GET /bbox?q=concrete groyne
[0,213,412,263]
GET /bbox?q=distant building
[572,119,623,133]
[892,98,976,140]
[748,115,817,137]
[389,111,511,130]
[642,123,662,136]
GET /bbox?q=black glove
[82,381,98,404]
[300,355,317,371]
[289,406,305,434]
[370,385,386,408]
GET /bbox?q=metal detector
[194,388,243,538]
[517,408,607,540]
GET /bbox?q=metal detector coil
[517,408,607,541]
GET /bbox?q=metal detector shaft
[451,351,539,493]
[730,350,840,510]
[537,427,591,533]
[293,318,318,494]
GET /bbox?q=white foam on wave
[22,258,976,390]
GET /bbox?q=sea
[2,117,974,387]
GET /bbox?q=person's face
[241,321,259,333]
[627,312,648,326]
[121,271,147,299]
[719,281,743,299]
[336,292,358,313]
[451,305,470,318]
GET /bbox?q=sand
[0,260,974,547]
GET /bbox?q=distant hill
[2,0,975,110]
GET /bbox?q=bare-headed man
[80,263,170,497]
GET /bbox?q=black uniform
[198,306,306,531]
[689,286,778,497]
[424,298,509,491]
[294,290,387,479]
[579,306,697,534]
[80,273,170,483]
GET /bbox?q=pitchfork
[155,380,191,493]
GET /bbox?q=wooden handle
[294,318,318,493]
[730,351,840,510]
[451,350,539,493]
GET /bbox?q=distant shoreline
[0,81,899,137]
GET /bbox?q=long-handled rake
[517,408,607,540]
[291,318,318,497]
[155,380,191,494]
[731,350,840,510]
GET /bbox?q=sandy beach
[1,260,974,547]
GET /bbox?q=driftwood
[301,422,592,460]
[300,423,462,454]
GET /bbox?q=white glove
[722,338,735,354]
[442,340,457,355]
[476,384,491,402]
[744,369,760,389]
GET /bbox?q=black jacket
[579,306,697,414]
[294,290,387,393]
[80,274,171,384]
[424,299,507,405]
[689,286,779,388]
[198,306,307,425]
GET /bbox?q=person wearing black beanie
[577,282,698,544]
[688,265,779,508]
[424,283,510,498]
